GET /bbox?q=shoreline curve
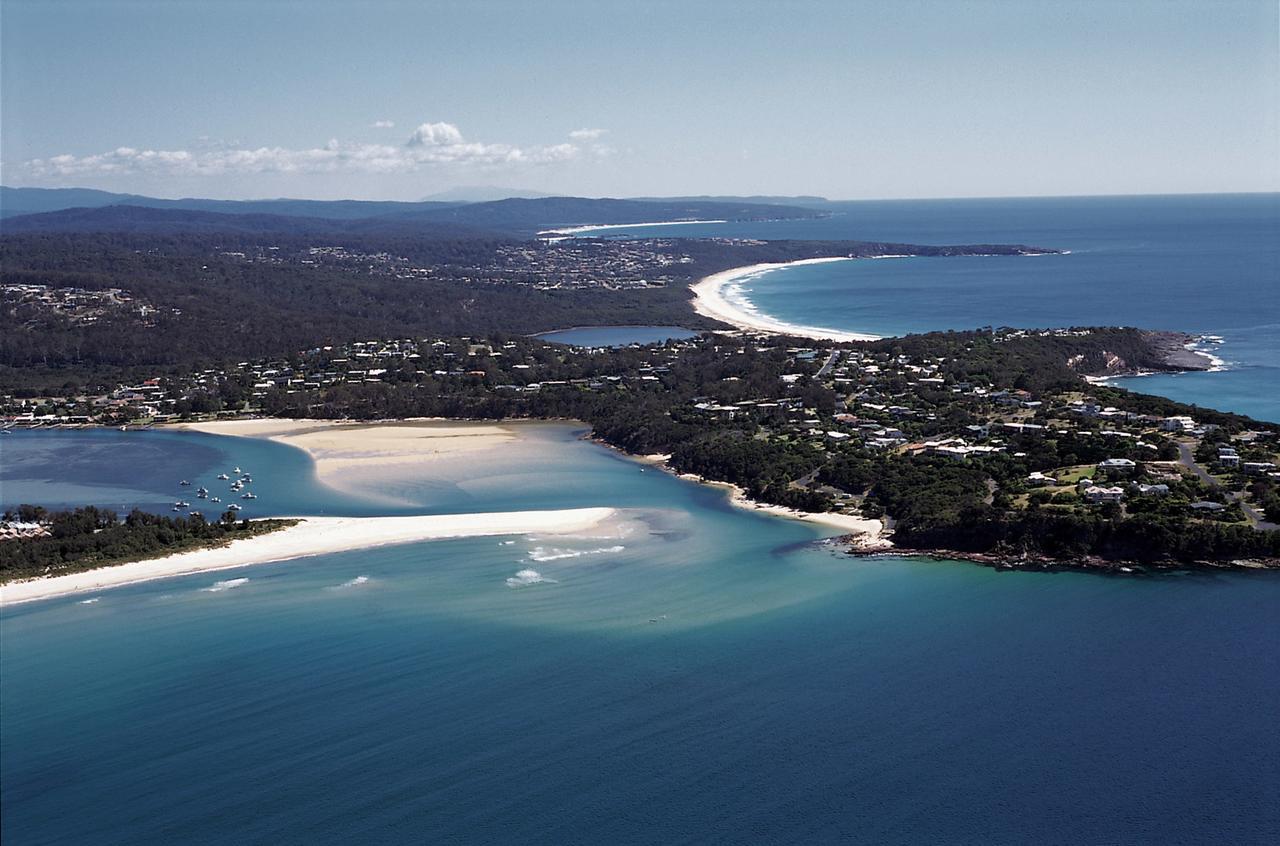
[690,258,881,342]
[0,509,617,606]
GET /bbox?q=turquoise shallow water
[591,194,1280,422]
[3,428,1279,843]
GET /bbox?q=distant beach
[0,508,616,605]
[538,219,728,237]
[691,259,881,342]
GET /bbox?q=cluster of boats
[175,465,259,516]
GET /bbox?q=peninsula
[1,202,1276,575]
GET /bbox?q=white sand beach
[0,509,616,606]
[538,219,728,237]
[176,419,516,496]
[690,258,880,342]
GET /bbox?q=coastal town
[5,325,1278,554]
[214,238,696,289]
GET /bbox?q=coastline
[690,258,881,342]
[607,445,888,544]
[0,509,616,606]
[538,219,728,238]
[855,547,1279,574]
[1083,331,1223,384]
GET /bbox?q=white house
[1160,416,1196,432]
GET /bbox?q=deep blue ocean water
[591,194,1280,422]
[3,428,1279,843]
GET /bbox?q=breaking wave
[329,575,370,590]
[527,545,625,562]
[506,568,557,587]
[202,577,249,592]
[78,597,101,605]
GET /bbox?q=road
[1176,440,1277,530]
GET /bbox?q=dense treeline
[1,196,825,237]
[1,232,1051,392]
[0,505,293,582]
[894,509,1280,564]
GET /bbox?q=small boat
[228,503,242,511]
[179,480,191,486]
[188,511,201,518]
[216,473,230,480]
[175,500,189,508]
[120,425,127,432]
[241,492,257,499]
[241,475,253,483]
[210,496,221,503]
[172,506,182,512]
[233,467,242,474]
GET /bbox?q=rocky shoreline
[848,546,1279,574]
[1144,330,1217,372]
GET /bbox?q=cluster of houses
[214,240,691,290]
[2,283,163,327]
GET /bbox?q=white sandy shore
[691,258,881,342]
[175,419,515,494]
[0,509,615,606]
[538,219,728,237]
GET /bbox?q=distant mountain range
[0,187,824,237]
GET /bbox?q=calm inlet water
[3,427,1279,844]
[590,194,1280,421]
[535,325,699,347]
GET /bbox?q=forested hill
[387,196,822,233]
[1,194,823,237]
[0,205,499,239]
[0,186,463,220]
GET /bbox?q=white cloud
[22,123,581,178]
[406,121,465,147]
[569,127,607,141]
[371,120,396,128]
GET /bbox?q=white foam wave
[202,577,249,593]
[78,597,101,605]
[329,575,370,590]
[527,544,625,562]
[505,568,557,587]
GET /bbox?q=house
[1189,501,1226,512]
[1026,471,1055,487]
[1160,416,1196,432]
[1097,458,1137,474]
[1082,485,1125,504]
[1243,462,1277,476]
[1131,483,1170,496]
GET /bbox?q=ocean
[592,193,1280,422]
[3,427,1279,844]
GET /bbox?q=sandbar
[691,258,880,342]
[175,419,516,495]
[0,508,615,606]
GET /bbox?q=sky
[2,0,1277,201]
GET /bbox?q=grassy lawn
[1053,464,1095,484]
